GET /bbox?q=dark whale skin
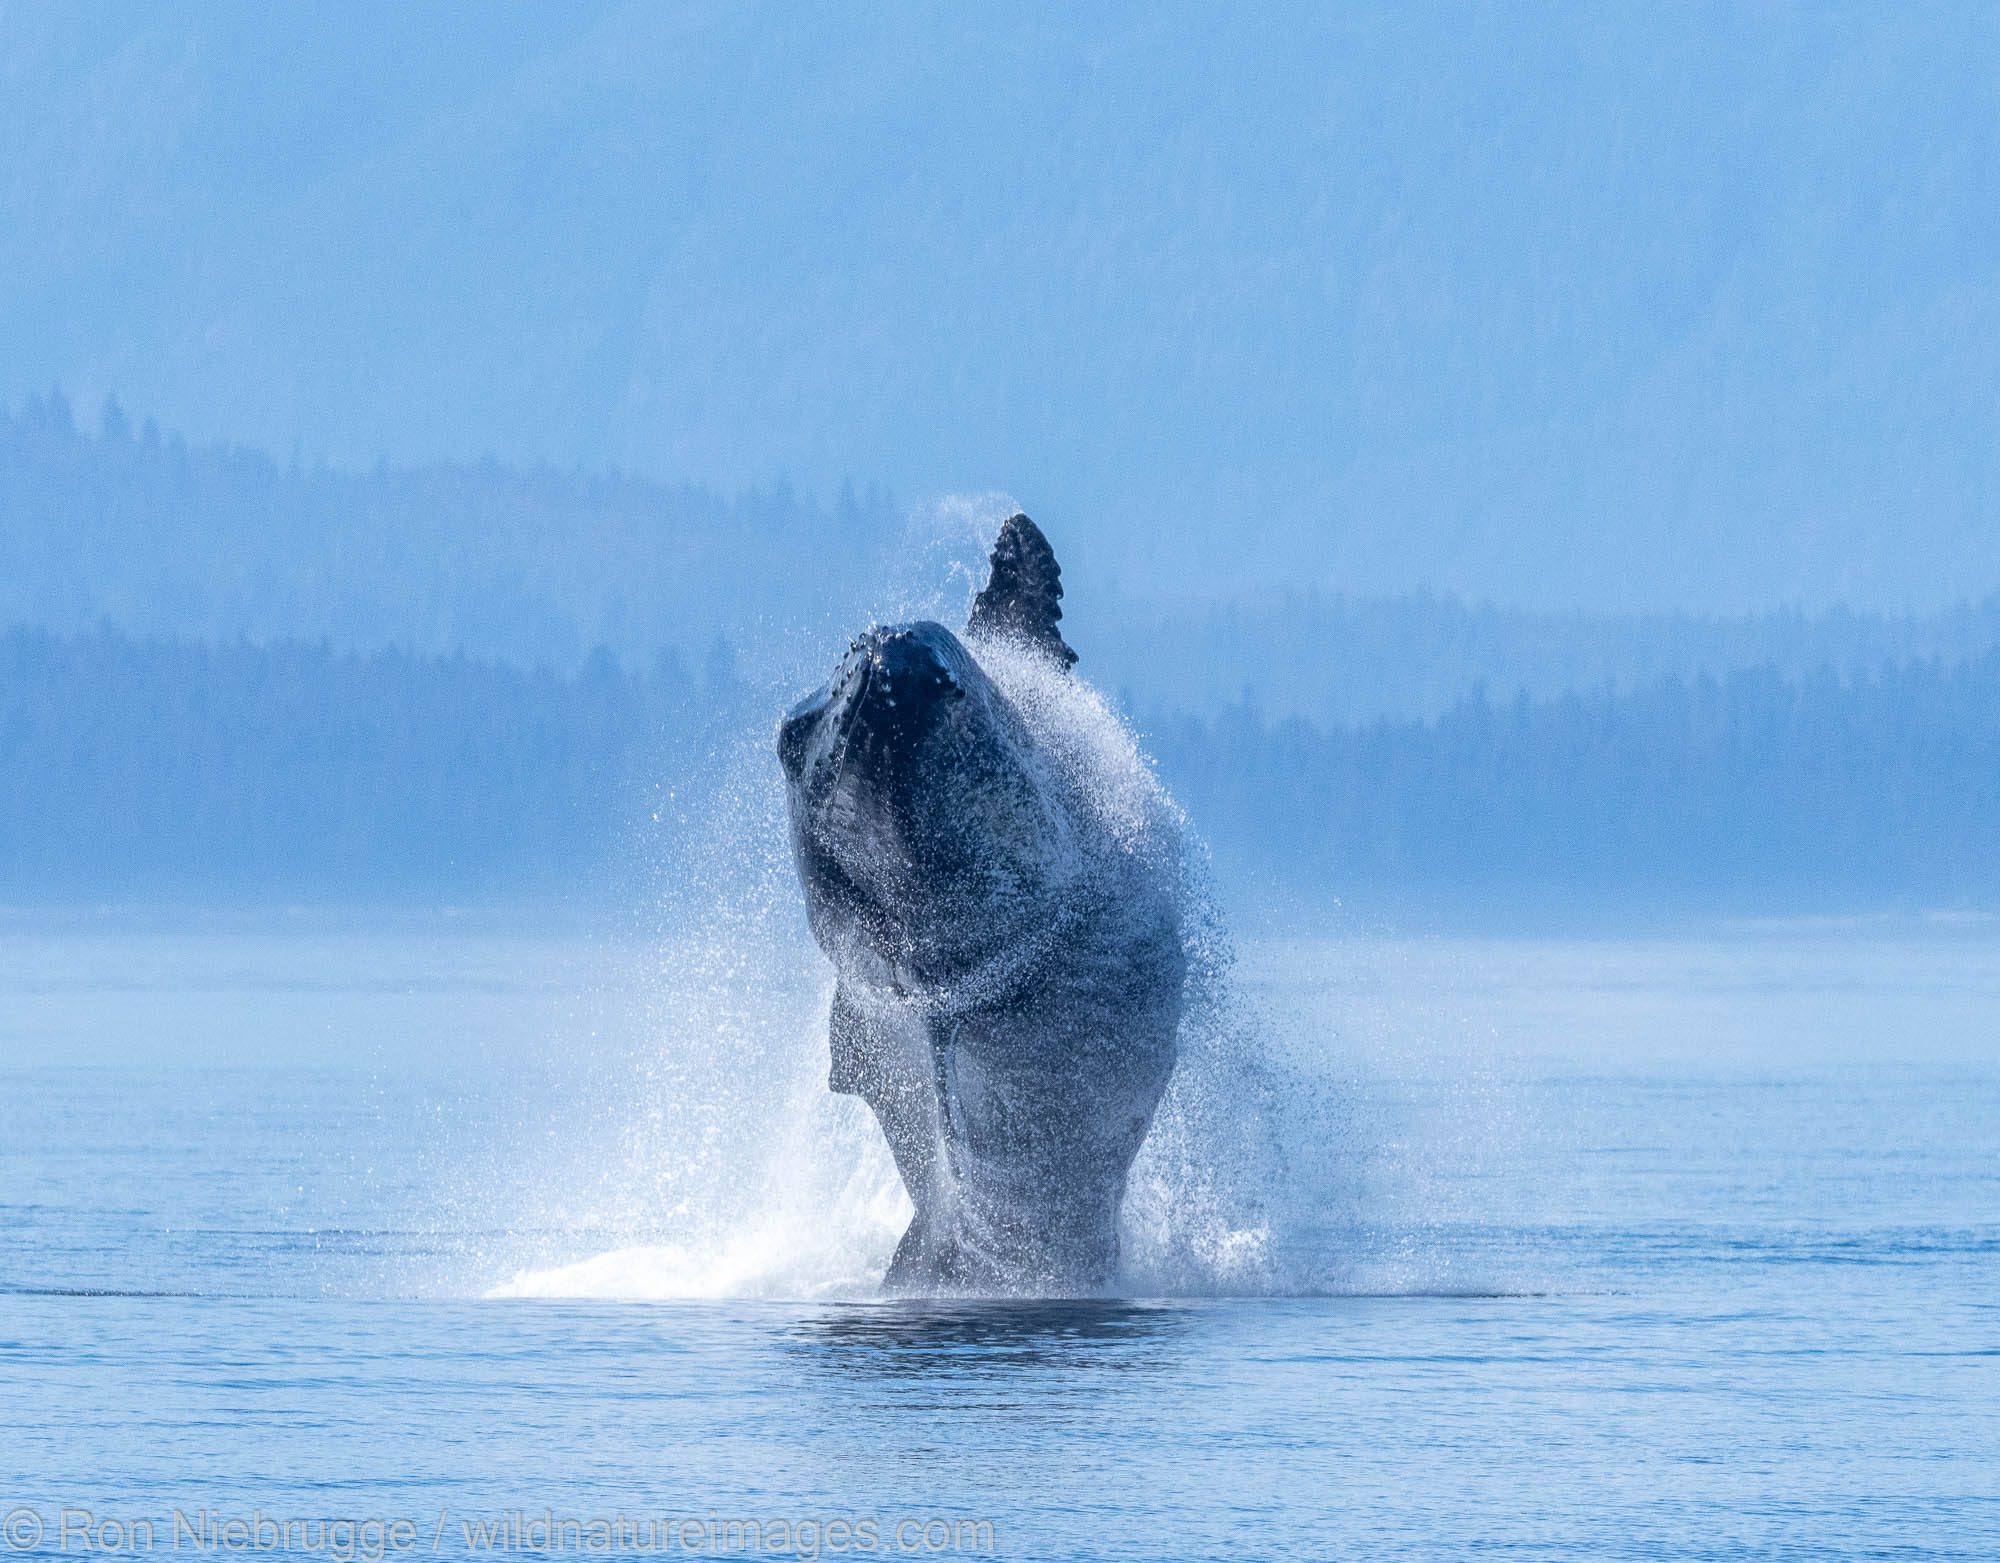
[777,520,1184,1294]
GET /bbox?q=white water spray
[489,501,1301,1301]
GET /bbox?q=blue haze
[4,15,1998,1553]
[4,401,1999,915]
[9,401,2000,710]
[5,622,1999,915]
[5,5,1997,919]
[4,2,2000,608]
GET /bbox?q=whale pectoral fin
[965,512,1078,670]
[827,982,868,1095]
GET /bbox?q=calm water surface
[1,922,1994,1560]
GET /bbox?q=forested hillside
[0,628,751,900]
[4,626,1993,914]
[1153,659,2000,911]
[0,392,900,673]
[1098,590,2000,725]
[10,398,2000,727]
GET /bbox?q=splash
[488,1016,912,1300]
[487,501,1297,1301]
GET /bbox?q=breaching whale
[777,514,1186,1294]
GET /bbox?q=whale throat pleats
[966,513,1079,670]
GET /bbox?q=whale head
[778,619,1080,990]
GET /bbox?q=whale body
[777,515,1185,1293]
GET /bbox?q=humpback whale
[777,515,1186,1294]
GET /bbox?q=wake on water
[487,499,1333,1302]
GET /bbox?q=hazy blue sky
[6,2,1998,609]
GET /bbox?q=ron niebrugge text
[2,1510,997,1558]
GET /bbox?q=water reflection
[780,1299,1192,1379]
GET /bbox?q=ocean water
[1,919,1995,1560]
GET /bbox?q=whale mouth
[779,623,966,787]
